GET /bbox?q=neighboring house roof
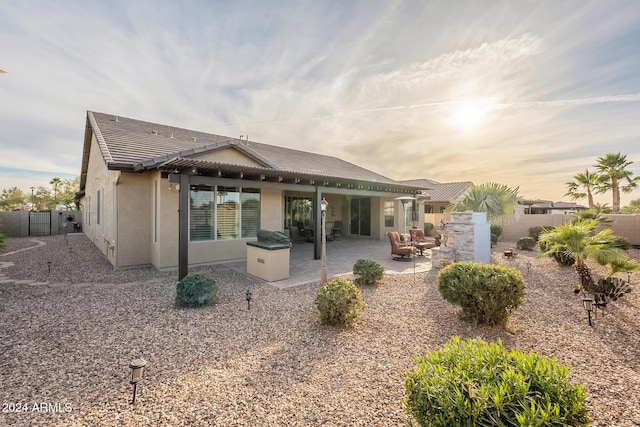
[80,111,420,194]
[399,179,473,203]
[520,199,587,210]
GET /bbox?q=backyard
[0,234,639,426]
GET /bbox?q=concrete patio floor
[226,236,435,289]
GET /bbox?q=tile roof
[399,179,473,202]
[81,111,419,192]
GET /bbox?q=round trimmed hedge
[437,262,525,326]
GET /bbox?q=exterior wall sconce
[320,198,328,284]
[582,298,594,326]
[129,359,147,404]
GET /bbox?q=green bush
[353,259,385,286]
[404,336,591,427]
[517,236,536,251]
[529,226,545,241]
[175,273,217,307]
[490,223,503,239]
[437,262,525,326]
[315,278,366,326]
[490,233,498,246]
[423,222,434,236]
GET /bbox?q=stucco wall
[80,134,120,263]
[260,187,283,231]
[115,173,153,268]
[153,175,179,269]
[498,213,640,245]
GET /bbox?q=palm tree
[452,182,519,221]
[50,177,62,205]
[539,219,639,291]
[564,169,600,209]
[594,153,640,213]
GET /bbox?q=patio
[227,236,435,289]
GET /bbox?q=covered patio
[227,236,436,289]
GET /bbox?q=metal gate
[29,211,52,236]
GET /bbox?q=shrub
[353,259,385,286]
[517,236,536,251]
[490,233,498,247]
[315,278,366,326]
[403,336,591,427]
[529,226,545,241]
[175,273,217,307]
[490,223,503,239]
[437,262,525,326]
[423,222,434,236]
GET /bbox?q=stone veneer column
[434,212,490,265]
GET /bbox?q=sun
[451,100,487,129]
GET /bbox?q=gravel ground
[1,234,639,426]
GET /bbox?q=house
[77,111,425,271]
[518,199,588,215]
[399,178,473,230]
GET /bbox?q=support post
[314,187,321,260]
[178,174,189,281]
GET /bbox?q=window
[241,188,260,238]
[189,185,260,241]
[284,196,313,229]
[384,201,394,227]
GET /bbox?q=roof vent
[170,132,175,139]
[151,130,159,135]
[114,115,119,122]
[191,136,197,142]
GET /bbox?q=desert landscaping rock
[0,234,639,426]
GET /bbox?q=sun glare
[452,101,487,129]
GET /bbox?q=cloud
[1,0,640,208]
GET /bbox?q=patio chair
[387,231,416,261]
[409,228,436,256]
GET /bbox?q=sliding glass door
[350,198,371,236]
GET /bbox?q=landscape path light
[582,298,594,327]
[246,289,252,310]
[129,358,147,404]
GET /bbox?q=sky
[2,0,640,207]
